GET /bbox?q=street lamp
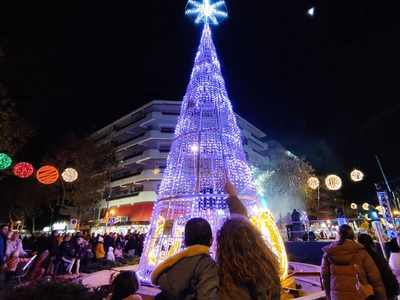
[308,176,320,205]
[110,209,115,216]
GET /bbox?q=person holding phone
[321,224,386,300]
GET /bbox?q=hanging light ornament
[61,168,78,182]
[351,203,358,210]
[362,203,370,211]
[350,169,364,182]
[325,174,342,190]
[0,153,12,170]
[37,165,59,184]
[13,162,34,178]
[307,177,320,190]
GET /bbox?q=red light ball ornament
[13,162,34,178]
[37,165,59,184]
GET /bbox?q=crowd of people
[0,224,146,283]
[3,178,400,300]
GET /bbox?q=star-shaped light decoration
[185,0,228,25]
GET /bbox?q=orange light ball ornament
[37,166,59,184]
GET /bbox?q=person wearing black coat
[104,233,115,253]
[124,235,137,255]
[46,230,60,258]
[54,235,74,275]
[358,233,399,300]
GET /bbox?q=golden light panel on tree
[325,174,342,190]
[350,169,364,182]
[147,216,183,266]
[61,168,78,182]
[362,203,369,211]
[250,210,288,280]
[37,165,59,184]
[351,203,358,209]
[307,177,320,190]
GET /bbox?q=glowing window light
[325,174,342,190]
[0,153,12,170]
[251,210,288,279]
[13,162,34,178]
[307,177,320,190]
[37,166,59,184]
[350,203,357,210]
[350,169,364,182]
[362,203,369,211]
[185,0,228,25]
[61,168,78,182]
[153,168,161,175]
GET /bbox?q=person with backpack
[321,225,386,300]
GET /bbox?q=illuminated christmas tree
[137,0,287,283]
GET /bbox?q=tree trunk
[32,217,36,233]
[76,211,82,233]
[49,208,54,227]
[8,212,15,230]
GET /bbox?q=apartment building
[82,100,269,233]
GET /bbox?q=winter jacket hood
[151,245,219,300]
[322,240,364,265]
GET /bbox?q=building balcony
[244,145,270,166]
[99,191,158,208]
[118,149,169,168]
[111,112,178,140]
[110,169,164,188]
[115,130,174,153]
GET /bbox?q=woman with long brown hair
[217,177,281,300]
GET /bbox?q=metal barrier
[279,217,394,242]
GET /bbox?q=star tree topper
[185,0,228,25]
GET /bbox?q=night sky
[0,0,399,205]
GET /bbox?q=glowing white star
[185,0,228,25]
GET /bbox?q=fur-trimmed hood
[150,245,210,285]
